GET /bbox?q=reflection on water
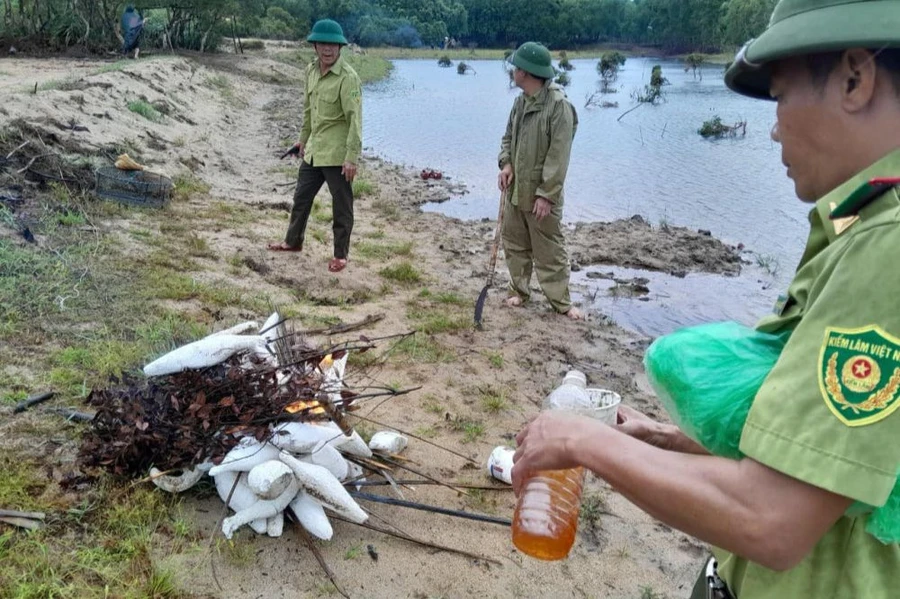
[364,58,809,336]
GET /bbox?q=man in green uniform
[498,42,583,320]
[268,19,362,273]
[512,1,900,596]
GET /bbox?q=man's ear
[839,49,878,113]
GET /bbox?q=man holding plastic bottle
[267,19,362,274]
[513,0,900,597]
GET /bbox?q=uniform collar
[813,148,900,243]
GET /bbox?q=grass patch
[352,178,377,197]
[0,481,182,597]
[344,543,364,560]
[389,334,454,364]
[172,173,210,202]
[580,491,608,529]
[371,198,399,221]
[127,99,163,122]
[312,200,332,224]
[356,240,413,261]
[448,416,485,444]
[379,261,422,285]
[479,385,509,413]
[485,351,504,369]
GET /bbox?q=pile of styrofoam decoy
[141,312,408,541]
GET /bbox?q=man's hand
[296,143,305,160]
[532,196,552,221]
[342,161,357,182]
[617,405,709,455]
[512,411,599,495]
[498,164,513,191]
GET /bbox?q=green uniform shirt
[498,81,577,212]
[715,149,900,598]
[300,55,362,167]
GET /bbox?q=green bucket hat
[510,42,556,79]
[307,19,348,45]
[726,0,900,99]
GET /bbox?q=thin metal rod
[350,491,511,527]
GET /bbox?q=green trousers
[501,197,571,313]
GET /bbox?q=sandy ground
[0,51,743,598]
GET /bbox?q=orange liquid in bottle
[511,467,585,560]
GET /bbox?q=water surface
[364,58,810,336]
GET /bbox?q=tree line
[0,0,777,53]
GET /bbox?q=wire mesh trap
[95,166,172,207]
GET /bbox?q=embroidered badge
[819,326,900,426]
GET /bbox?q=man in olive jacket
[268,19,362,273]
[498,42,582,319]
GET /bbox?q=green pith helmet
[307,19,348,46]
[510,42,556,80]
[725,0,900,99]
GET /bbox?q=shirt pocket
[318,86,343,120]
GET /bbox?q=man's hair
[806,49,900,94]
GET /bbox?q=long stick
[330,514,503,565]
[374,454,471,496]
[351,479,513,491]
[13,391,54,413]
[289,508,350,599]
[46,407,94,422]
[348,412,479,465]
[350,491,511,526]
[0,509,45,520]
[298,313,385,336]
[474,189,507,328]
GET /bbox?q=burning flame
[285,399,327,415]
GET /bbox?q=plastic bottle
[512,370,589,561]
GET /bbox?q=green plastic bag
[644,320,900,544]
[643,321,788,460]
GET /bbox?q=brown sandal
[328,258,348,272]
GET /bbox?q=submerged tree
[684,53,705,80]
[438,55,452,67]
[699,116,747,138]
[618,64,667,121]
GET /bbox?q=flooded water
[364,58,811,337]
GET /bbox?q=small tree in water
[438,56,452,67]
[558,51,574,71]
[555,72,571,87]
[458,62,476,75]
[597,51,626,93]
[618,65,667,121]
[684,53,705,80]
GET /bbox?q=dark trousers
[285,161,354,259]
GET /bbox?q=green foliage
[698,116,747,138]
[597,51,627,83]
[127,100,163,122]
[438,55,453,67]
[1,0,775,54]
[554,72,571,87]
[379,261,422,284]
[558,56,574,71]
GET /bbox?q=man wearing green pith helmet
[268,19,362,274]
[498,41,583,320]
[511,1,900,597]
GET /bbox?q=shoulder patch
[819,326,900,426]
